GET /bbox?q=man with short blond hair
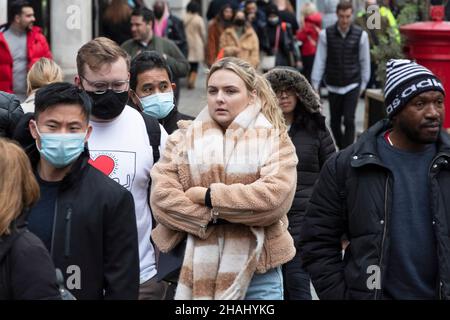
[76,37,169,300]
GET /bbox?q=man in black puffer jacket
[0,91,24,138]
[300,59,450,300]
[265,67,336,300]
[13,83,140,300]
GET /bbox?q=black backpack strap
[140,112,162,234]
[140,113,161,163]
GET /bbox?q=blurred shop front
[1,0,196,78]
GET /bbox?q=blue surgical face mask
[35,126,87,169]
[140,91,175,119]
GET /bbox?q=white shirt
[21,93,35,113]
[88,106,168,284]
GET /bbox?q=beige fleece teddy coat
[150,102,297,299]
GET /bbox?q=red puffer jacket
[296,12,322,57]
[0,25,52,93]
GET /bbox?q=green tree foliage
[371,1,430,88]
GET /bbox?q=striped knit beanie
[384,59,445,118]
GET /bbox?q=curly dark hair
[130,50,173,91]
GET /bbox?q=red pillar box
[400,7,450,128]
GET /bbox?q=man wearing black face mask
[75,37,170,300]
[261,4,301,71]
[218,10,260,68]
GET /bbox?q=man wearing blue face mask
[12,82,140,299]
[130,51,193,135]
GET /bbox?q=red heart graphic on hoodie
[89,155,115,176]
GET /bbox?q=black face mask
[222,18,232,28]
[234,19,246,27]
[87,90,128,120]
[154,8,164,19]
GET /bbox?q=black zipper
[375,173,389,300]
[64,207,73,258]
[50,198,59,260]
[428,155,446,300]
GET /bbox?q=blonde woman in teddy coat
[150,57,298,300]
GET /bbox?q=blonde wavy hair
[300,2,318,23]
[27,58,63,96]
[274,0,295,13]
[207,57,287,132]
[0,139,40,236]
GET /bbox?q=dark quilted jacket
[0,91,23,138]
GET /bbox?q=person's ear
[85,125,93,142]
[14,14,21,25]
[171,82,177,91]
[74,75,81,88]
[29,119,42,150]
[129,90,143,111]
[249,89,257,104]
[29,119,39,140]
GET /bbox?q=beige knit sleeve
[209,133,298,227]
[150,131,212,239]
[249,31,260,68]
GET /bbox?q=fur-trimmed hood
[265,67,321,114]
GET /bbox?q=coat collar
[224,25,254,41]
[350,119,450,168]
[333,23,355,39]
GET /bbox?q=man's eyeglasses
[80,75,129,94]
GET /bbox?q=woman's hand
[185,187,208,205]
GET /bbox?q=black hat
[384,59,445,118]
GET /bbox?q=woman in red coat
[296,3,322,83]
